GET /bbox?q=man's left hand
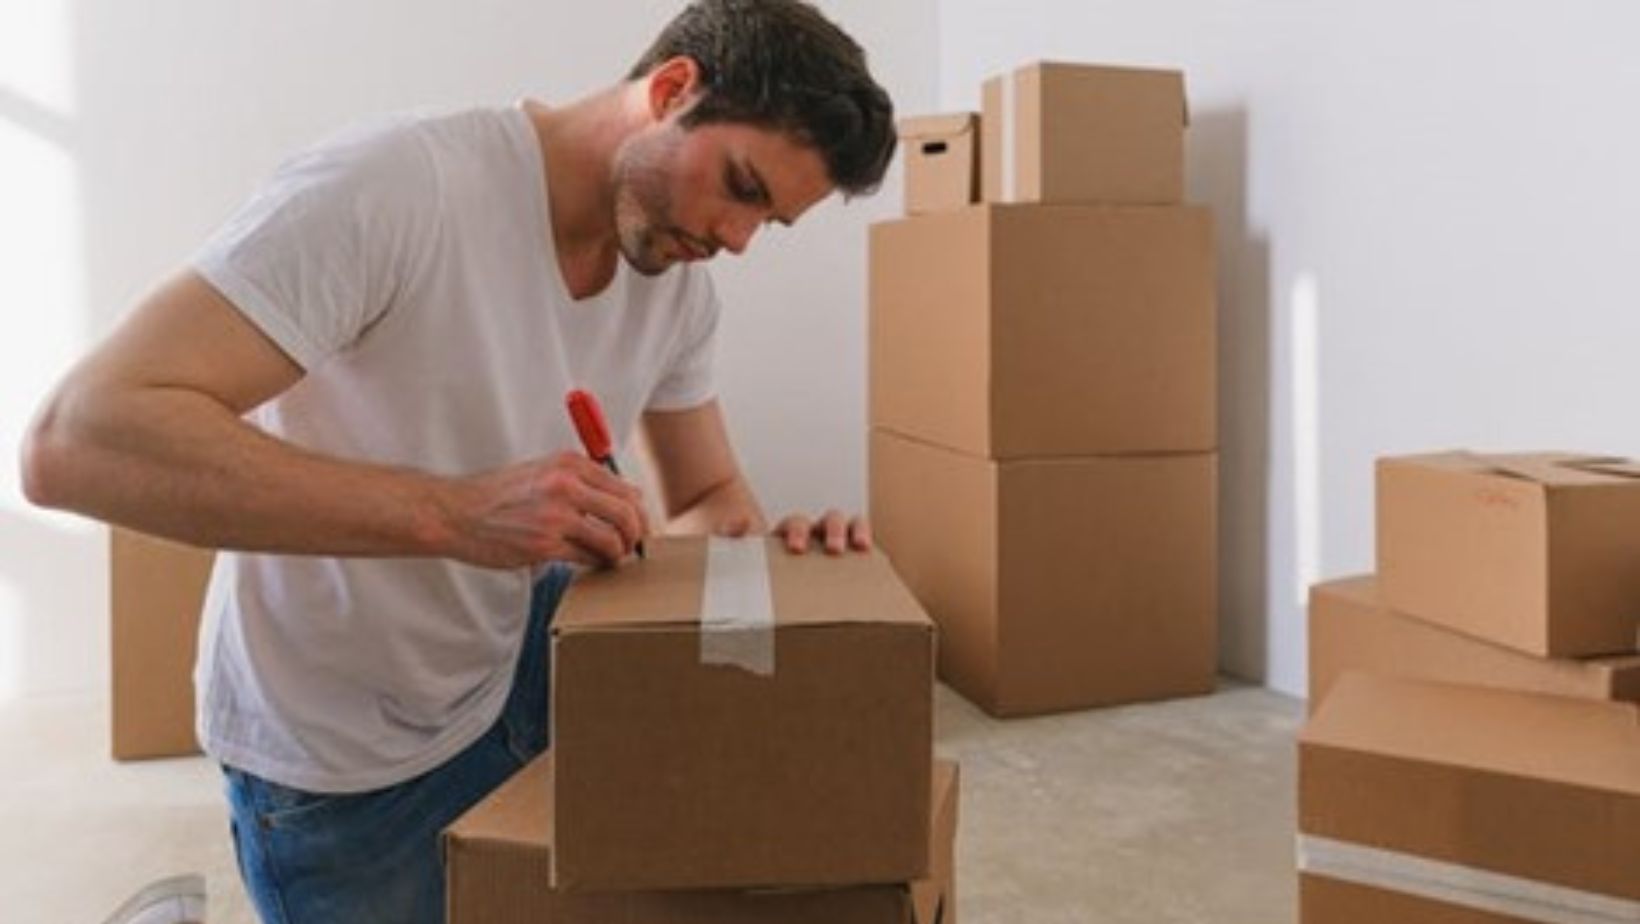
[772,509,873,555]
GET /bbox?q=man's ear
[644,55,702,121]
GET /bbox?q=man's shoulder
[392,104,529,149]
[297,104,524,175]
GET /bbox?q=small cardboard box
[869,204,1215,460]
[1307,575,1640,713]
[1377,451,1640,657]
[111,528,213,760]
[550,537,935,891]
[444,755,959,924]
[1298,673,1640,922]
[981,61,1186,205]
[898,113,980,216]
[870,429,1217,716]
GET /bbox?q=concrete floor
[0,681,1301,924]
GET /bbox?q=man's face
[610,110,834,275]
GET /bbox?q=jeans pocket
[230,767,356,831]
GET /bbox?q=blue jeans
[221,566,571,924]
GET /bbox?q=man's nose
[715,208,762,256]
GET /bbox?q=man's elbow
[19,399,76,510]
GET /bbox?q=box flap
[1303,672,1640,795]
[1562,458,1640,481]
[445,751,552,849]
[1387,450,1640,486]
[898,113,976,142]
[554,537,934,633]
[1464,451,1637,486]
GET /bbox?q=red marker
[565,388,644,559]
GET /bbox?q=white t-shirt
[190,104,720,793]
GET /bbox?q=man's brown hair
[630,0,896,197]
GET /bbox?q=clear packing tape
[1298,835,1640,924]
[697,536,777,676]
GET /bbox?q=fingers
[770,511,872,555]
[776,514,811,554]
[549,453,648,556]
[564,477,645,554]
[819,509,849,555]
[848,516,873,551]
[562,512,629,568]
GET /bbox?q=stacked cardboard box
[109,528,213,760]
[1300,451,1640,922]
[871,61,1218,717]
[446,756,960,924]
[444,536,950,920]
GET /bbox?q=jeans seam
[246,779,299,924]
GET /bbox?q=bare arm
[638,399,768,538]
[21,271,646,567]
[637,400,869,554]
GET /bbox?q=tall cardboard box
[550,537,935,891]
[869,204,1215,459]
[1299,673,1640,923]
[445,756,960,924]
[899,113,980,215]
[981,61,1186,205]
[1377,452,1640,657]
[1308,575,1640,712]
[110,528,213,760]
[870,429,1217,716]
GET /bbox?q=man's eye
[726,168,763,204]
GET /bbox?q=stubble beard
[612,128,684,277]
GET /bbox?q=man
[21,1,896,920]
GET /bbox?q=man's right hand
[447,451,649,569]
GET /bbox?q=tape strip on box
[1298,835,1640,924]
[698,536,776,675]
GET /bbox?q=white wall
[0,0,936,700]
[940,0,1640,697]
[19,1,1635,707]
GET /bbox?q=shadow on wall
[1188,108,1273,685]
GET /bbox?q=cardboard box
[1298,673,1640,923]
[550,537,935,891]
[1377,451,1640,657]
[445,755,959,924]
[899,113,980,215]
[110,528,213,760]
[981,61,1186,205]
[1308,575,1640,712]
[869,204,1215,460]
[870,429,1217,716]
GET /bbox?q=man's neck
[523,87,640,300]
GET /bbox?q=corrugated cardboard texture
[1300,873,1540,924]
[445,756,960,924]
[110,528,213,760]
[1299,673,1640,902]
[1307,575,1640,713]
[981,61,1185,205]
[899,113,979,216]
[551,537,935,891]
[871,430,1217,716]
[1377,451,1640,656]
[869,204,1216,459]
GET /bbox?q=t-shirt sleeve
[190,118,437,370]
[646,268,721,412]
